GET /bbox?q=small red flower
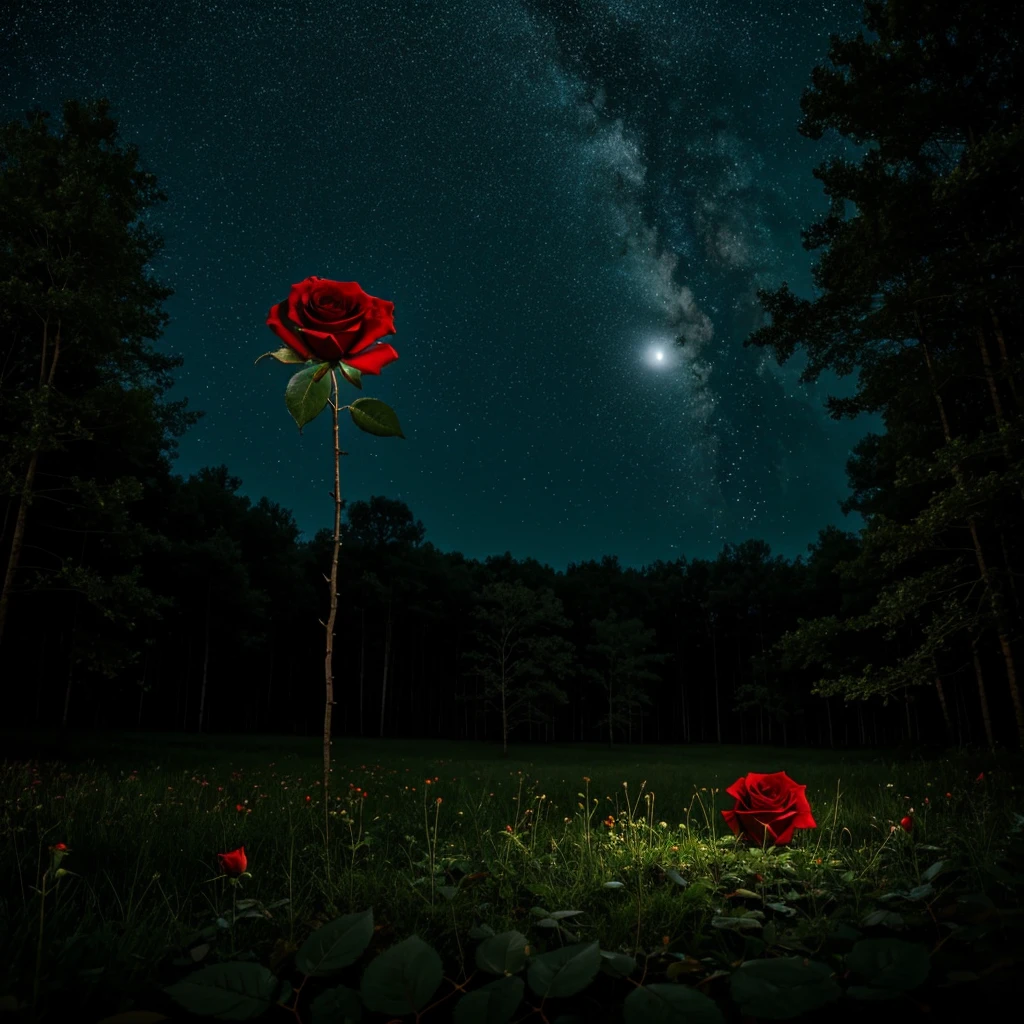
[945,792,952,799]
[236,803,246,812]
[975,772,985,783]
[49,842,68,852]
[603,815,615,828]
[217,846,247,876]
[505,824,513,833]
[899,816,913,833]
[305,795,311,803]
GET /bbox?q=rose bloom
[721,771,816,847]
[217,846,247,876]
[266,276,398,372]
[900,816,913,833]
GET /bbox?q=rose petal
[343,343,400,375]
[266,303,315,360]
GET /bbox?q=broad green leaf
[599,950,636,979]
[310,983,362,1024]
[338,362,363,389]
[921,860,946,883]
[527,941,601,999]
[453,975,524,1024]
[476,930,530,976]
[846,938,930,993]
[730,956,840,1020]
[360,936,443,1015]
[348,397,405,438]
[624,983,724,1024]
[711,915,762,931]
[285,364,332,430]
[295,909,374,976]
[665,869,688,887]
[164,962,279,1020]
[255,347,307,366]
[603,881,625,889]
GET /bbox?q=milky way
[3,0,876,570]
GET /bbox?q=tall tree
[0,97,197,666]
[584,609,667,748]
[461,580,574,756]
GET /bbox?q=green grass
[2,734,1022,1022]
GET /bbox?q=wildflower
[436,797,442,805]
[603,816,615,828]
[49,842,68,852]
[946,792,952,798]
[899,816,913,833]
[583,776,591,783]
[975,772,985,783]
[505,825,513,833]
[235,803,247,813]
[218,846,247,876]
[305,795,311,803]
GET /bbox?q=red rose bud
[217,846,247,876]
[900,816,913,833]
[266,277,398,372]
[721,772,817,847]
[49,843,68,852]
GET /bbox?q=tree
[461,580,574,756]
[584,609,668,747]
[0,97,198,671]
[743,1,1024,746]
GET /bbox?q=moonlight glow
[643,338,678,370]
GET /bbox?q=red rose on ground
[266,276,398,372]
[217,845,247,876]
[721,771,816,846]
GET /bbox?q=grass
[2,733,1022,1022]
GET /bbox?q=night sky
[3,0,879,571]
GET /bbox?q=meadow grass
[2,733,1022,1022]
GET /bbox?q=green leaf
[295,909,374,976]
[476,931,530,976]
[598,950,636,979]
[338,362,363,389]
[603,881,625,889]
[360,936,443,1015]
[285,364,332,431]
[348,397,405,438]
[624,983,724,1024]
[711,915,762,931]
[921,860,947,883]
[729,956,840,1020]
[255,347,307,366]
[527,941,601,999]
[453,975,524,1024]
[665,869,688,887]
[310,984,362,1024]
[846,938,930,993]
[163,962,279,1020]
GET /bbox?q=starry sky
[4,0,880,571]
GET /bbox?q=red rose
[217,845,247,876]
[266,276,398,372]
[721,771,816,846]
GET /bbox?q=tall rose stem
[324,369,344,886]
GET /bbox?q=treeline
[2,1,1023,750]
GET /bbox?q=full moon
[654,350,664,361]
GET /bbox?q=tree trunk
[933,671,954,743]
[61,604,79,729]
[710,616,721,743]
[970,628,995,751]
[359,606,366,736]
[917,322,1024,748]
[0,319,62,650]
[378,596,392,738]
[198,577,212,733]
